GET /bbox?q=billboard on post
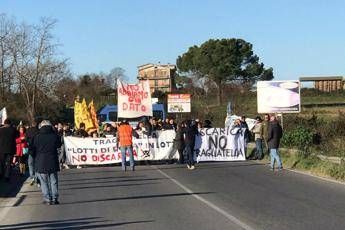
[167,94,191,113]
[257,80,301,113]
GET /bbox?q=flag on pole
[80,98,95,132]
[88,100,99,130]
[74,100,83,129]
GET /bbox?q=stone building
[137,63,176,93]
[299,76,344,92]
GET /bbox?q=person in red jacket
[15,126,28,176]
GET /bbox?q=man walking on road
[0,119,18,182]
[32,120,62,205]
[117,120,137,171]
[267,115,283,171]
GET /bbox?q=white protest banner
[117,79,153,118]
[0,107,7,124]
[195,128,246,162]
[64,129,246,165]
[64,130,177,165]
[133,130,177,160]
[224,114,256,131]
[64,136,120,165]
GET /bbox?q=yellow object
[74,100,83,129]
[74,98,97,133]
[80,98,95,133]
[88,100,99,130]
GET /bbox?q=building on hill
[137,63,176,93]
[299,76,344,92]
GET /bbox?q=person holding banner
[240,116,250,156]
[102,124,116,137]
[74,122,88,169]
[60,123,73,170]
[184,120,198,170]
[75,122,89,138]
[172,123,185,164]
[117,120,138,171]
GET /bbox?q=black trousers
[176,148,184,164]
[0,154,12,179]
[185,145,194,166]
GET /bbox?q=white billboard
[257,80,301,113]
[167,94,191,113]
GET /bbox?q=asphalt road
[1,161,345,230]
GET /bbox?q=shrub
[328,164,345,180]
[281,126,313,156]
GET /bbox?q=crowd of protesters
[0,114,283,205]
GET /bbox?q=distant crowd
[0,114,283,205]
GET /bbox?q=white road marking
[154,166,254,230]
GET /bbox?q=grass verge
[246,145,345,182]
[280,149,345,181]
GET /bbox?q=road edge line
[153,166,254,230]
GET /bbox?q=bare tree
[0,14,16,101]
[106,67,127,88]
[9,17,69,122]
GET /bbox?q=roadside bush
[281,126,313,156]
[328,163,345,180]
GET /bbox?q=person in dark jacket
[74,122,89,138]
[184,120,198,170]
[142,117,152,136]
[267,115,283,171]
[240,115,250,155]
[32,120,62,205]
[0,119,18,182]
[173,123,185,164]
[26,121,39,185]
[161,118,170,130]
[102,123,116,137]
[162,118,177,131]
[60,124,73,169]
[203,120,212,128]
[262,114,270,156]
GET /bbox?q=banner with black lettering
[64,130,177,165]
[133,130,177,161]
[195,127,246,162]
